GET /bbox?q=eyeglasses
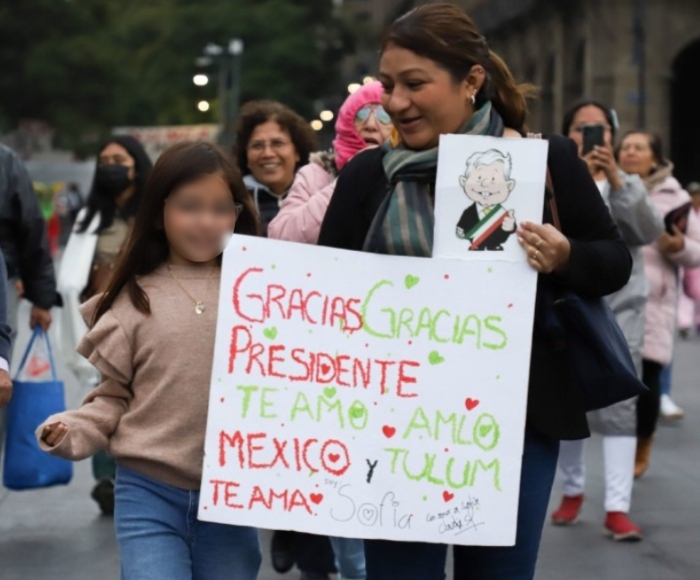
[356,104,392,125]
[247,139,293,153]
[165,198,244,219]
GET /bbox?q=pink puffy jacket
[642,169,700,365]
[682,207,700,302]
[267,162,335,245]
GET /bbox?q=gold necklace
[167,264,216,315]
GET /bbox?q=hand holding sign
[517,222,571,274]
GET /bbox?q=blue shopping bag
[3,327,73,490]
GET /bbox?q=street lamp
[223,39,244,148]
[319,110,334,122]
[198,38,245,148]
[347,83,361,94]
[311,120,323,131]
[193,74,209,86]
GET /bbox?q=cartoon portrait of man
[455,149,517,251]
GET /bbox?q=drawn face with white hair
[459,149,516,208]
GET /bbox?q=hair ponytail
[484,50,537,132]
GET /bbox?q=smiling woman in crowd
[234,100,317,236]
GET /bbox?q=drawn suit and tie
[455,149,517,251]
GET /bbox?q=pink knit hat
[333,81,385,171]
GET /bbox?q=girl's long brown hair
[382,3,537,132]
[92,141,259,325]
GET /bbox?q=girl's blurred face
[99,143,136,181]
[354,104,393,146]
[163,172,240,264]
[246,121,299,194]
[618,133,656,178]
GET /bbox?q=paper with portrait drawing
[433,135,548,261]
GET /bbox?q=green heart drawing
[404,274,420,289]
[428,351,445,365]
[479,424,493,438]
[323,387,337,398]
[263,327,278,340]
[349,406,366,419]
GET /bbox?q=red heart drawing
[328,453,340,463]
[310,493,324,505]
[443,491,454,502]
[382,426,396,438]
[320,363,332,375]
[465,398,480,411]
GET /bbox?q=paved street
[1,299,698,579]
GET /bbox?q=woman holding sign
[616,131,700,477]
[36,142,262,580]
[318,4,632,579]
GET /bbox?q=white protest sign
[433,135,549,261]
[199,234,540,546]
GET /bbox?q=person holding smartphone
[551,101,663,541]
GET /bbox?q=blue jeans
[364,429,560,580]
[114,466,261,580]
[330,537,366,579]
[660,362,672,396]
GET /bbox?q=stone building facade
[339,0,700,184]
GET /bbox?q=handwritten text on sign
[199,236,538,546]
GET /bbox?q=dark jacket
[0,248,11,362]
[318,134,633,440]
[0,144,59,309]
[243,174,285,237]
[456,203,513,250]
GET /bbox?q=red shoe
[605,512,642,542]
[551,494,584,525]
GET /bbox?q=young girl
[37,141,262,580]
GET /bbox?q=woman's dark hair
[93,141,259,324]
[617,130,664,167]
[561,100,617,140]
[78,135,153,233]
[381,3,537,132]
[234,100,317,175]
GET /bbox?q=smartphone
[664,202,692,235]
[582,124,605,155]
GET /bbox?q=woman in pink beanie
[268,81,392,244]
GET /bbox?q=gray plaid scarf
[364,101,505,257]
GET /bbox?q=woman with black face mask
[57,135,152,515]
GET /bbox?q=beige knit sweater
[37,263,221,490]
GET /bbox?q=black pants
[273,531,336,574]
[637,359,663,438]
